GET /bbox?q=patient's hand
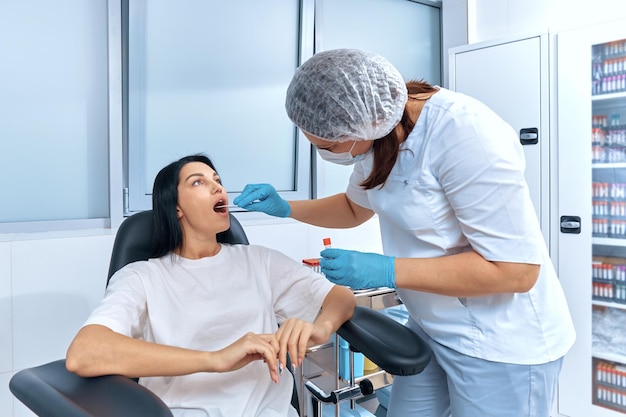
[213,332,280,383]
[275,319,332,371]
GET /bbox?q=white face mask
[316,140,371,166]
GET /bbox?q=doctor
[235,49,575,417]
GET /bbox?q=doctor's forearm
[289,194,373,228]
[394,251,540,297]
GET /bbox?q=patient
[66,154,356,417]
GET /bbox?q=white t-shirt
[83,243,335,417]
[347,87,576,365]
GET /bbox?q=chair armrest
[337,306,431,376]
[10,359,172,417]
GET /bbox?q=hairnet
[285,49,408,141]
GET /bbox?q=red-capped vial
[302,258,321,273]
[323,237,332,249]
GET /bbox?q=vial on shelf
[302,258,321,273]
[302,238,333,274]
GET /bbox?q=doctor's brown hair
[360,80,438,190]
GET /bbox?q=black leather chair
[105,210,249,285]
[10,211,432,417]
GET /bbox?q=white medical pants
[386,318,563,417]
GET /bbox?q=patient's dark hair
[151,154,218,257]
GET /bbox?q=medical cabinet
[450,18,626,417]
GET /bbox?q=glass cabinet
[444,20,626,417]
[591,36,626,414]
[558,20,626,416]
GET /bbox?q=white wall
[2,230,116,416]
[466,0,626,43]
[441,0,469,87]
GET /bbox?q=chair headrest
[106,210,248,286]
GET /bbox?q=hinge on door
[123,188,129,214]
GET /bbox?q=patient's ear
[176,206,183,219]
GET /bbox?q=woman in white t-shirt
[234,49,576,417]
[66,154,356,417]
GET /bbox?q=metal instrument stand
[298,288,402,417]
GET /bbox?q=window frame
[0,0,441,233]
[122,0,315,215]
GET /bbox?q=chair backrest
[107,210,249,285]
[104,210,300,413]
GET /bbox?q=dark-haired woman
[66,154,355,417]
[234,49,575,417]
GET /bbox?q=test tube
[323,237,332,249]
[302,258,321,273]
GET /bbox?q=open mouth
[214,199,228,213]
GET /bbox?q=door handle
[560,216,581,234]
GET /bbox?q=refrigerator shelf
[596,399,626,414]
[598,380,626,391]
[594,237,626,246]
[594,163,626,169]
[594,91,626,102]
[594,351,626,365]
[593,299,626,310]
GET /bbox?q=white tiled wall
[1,242,11,373]
[1,242,12,416]
[0,373,13,417]
[11,233,114,370]
[3,231,116,417]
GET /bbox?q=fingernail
[279,363,284,375]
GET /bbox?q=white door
[449,34,551,242]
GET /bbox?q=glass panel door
[557,19,626,417]
[591,36,626,414]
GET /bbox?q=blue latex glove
[233,183,291,218]
[320,248,396,289]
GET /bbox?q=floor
[359,394,387,416]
